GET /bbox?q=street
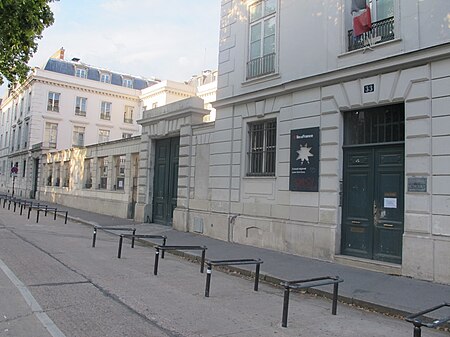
[0,207,448,337]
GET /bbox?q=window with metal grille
[247,119,277,176]
[344,104,404,145]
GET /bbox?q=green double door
[152,137,179,226]
[341,145,404,264]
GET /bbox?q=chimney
[50,47,65,60]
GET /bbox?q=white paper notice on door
[384,198,397,209]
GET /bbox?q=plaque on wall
[407,177,427,193]
[289,127,320,192]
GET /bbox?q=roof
[43,58,159,90]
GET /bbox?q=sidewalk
[29,199,450,319]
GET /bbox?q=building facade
[0,49,157,198]
[174,0,450,284]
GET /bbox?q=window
[371,0,394,21]
[11,129,15,151]
[20,97,24,116]
[44,122,58,148]
[24,122,29,148]
[122,78,133,88]
[75,67,87,78]
[72,126,85,146]
[115,155,126,190]
[84,159,93,188]
[75,96,87,116]
[247,119,276,176]
[63,162,70,187]
[100,101,111,120]
[100,73,111,83]
[122,133,132,139]
[27,91,32,113]
[124,106,134,123]
[247,0,277,79]
[99,157,108,189]
[47,92,60,112]
[17,126,21,150]
[98,129,110,143]
[348,0,395,51]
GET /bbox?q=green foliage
[0,0,55,86]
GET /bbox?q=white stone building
[0,48,158,198]
[173,0,450,284]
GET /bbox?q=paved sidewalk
[14,198,450,322]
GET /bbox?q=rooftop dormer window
[75,67,87,79]
[122,78,133,88]
[100,73,111,83]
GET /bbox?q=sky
[0,0,221,96]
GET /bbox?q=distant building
[0,48,218,224]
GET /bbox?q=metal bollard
[92,228,97,248]
[64,211,68,224]
[131,229,136,248]
[282,286,290,328]
[162,237,167,259]
[254,263,260,291]
[118,235,123,258]
[200,249,206,273]
[153,249,160,275]
[205,265,212,297]
[332,282,339,315]
[36,209,40,223]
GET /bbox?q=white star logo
[296,143,313,165]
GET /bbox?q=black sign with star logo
[289,127,320,192]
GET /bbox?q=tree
[0,0,56,86]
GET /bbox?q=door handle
[383,224,394,228]
[352,220,361,224]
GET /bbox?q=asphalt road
[0,207,448,337]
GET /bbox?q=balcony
[348,16,394,52]
[246,53,276,80]
[100,113,111,120]
[75,108,86,117]
[123,118,133,124]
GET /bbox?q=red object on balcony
[11,166,18,174]
[353,6,372,36]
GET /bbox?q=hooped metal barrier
[27,204,48,219]
[36,207,58,223]
[117,234,167,259]
[204,258,263,297]
[153,245,207,275]
[405,303,450,337]
[280,276,343,328]
[91,226,136,248]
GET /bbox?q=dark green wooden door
[341,145,404,264]
[152,137,179,225]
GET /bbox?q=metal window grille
[344,104,404,146]
[247,119,276,176]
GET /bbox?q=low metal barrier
[19,201,34,215]
[281,276,343,328]
[91,226,136,248]
[117,234,167,259]
[36,207,57,223]
[204,258,263,297]
[27,204,48,219]
[405,303,450,337]
[153,245,207,275]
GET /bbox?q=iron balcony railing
[246,53,276,80]
[123,118,133,124]
[100,113,111,120]
[348,16,394,51]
